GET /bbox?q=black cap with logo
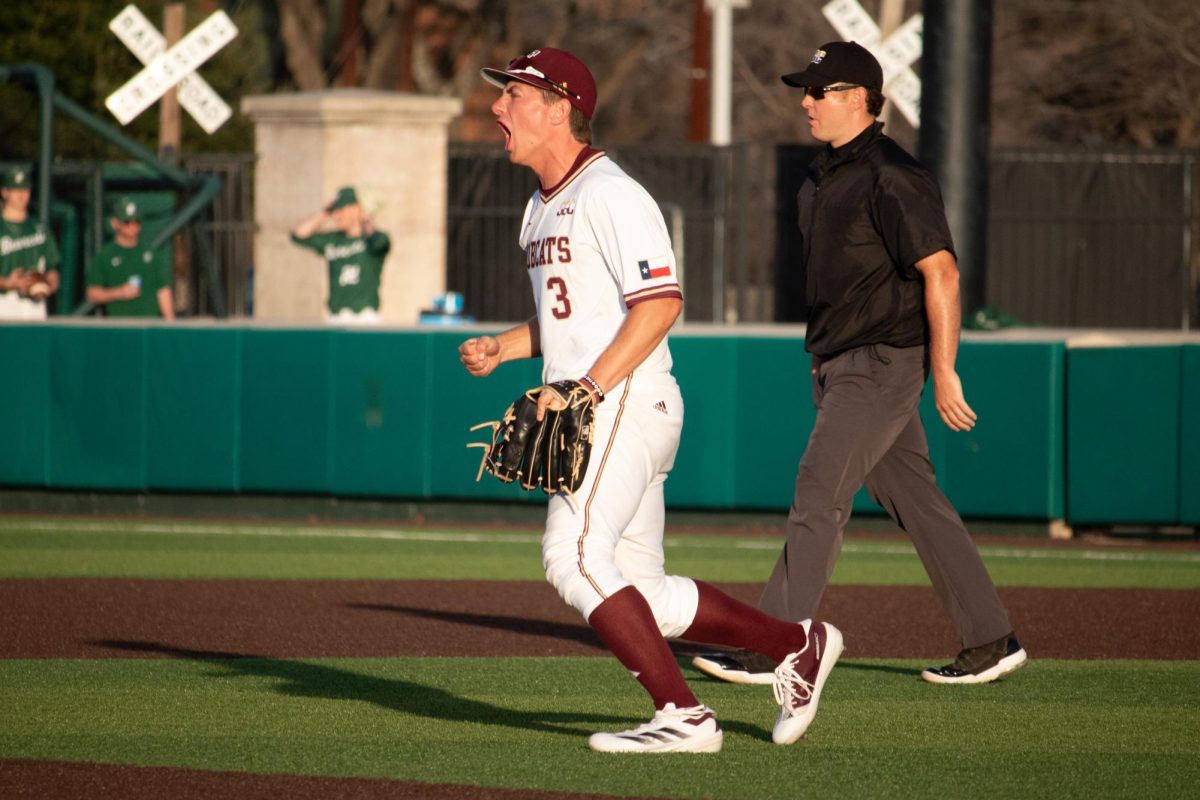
[781,41,883,91]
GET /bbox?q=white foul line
[1,518,1198,564]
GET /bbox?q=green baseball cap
[326,186,358,211]
[111,196,141,222]
[2,166,32,189]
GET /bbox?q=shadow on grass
[92,638,777,743]
[90,639,632,738]
[348,603,715,660]
[340,606,774,739]
[346,603,606,650]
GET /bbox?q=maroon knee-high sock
[587,586,699,710]
[682,580,811,664]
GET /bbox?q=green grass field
[2,515,1199,799]
[2,516,1198,587]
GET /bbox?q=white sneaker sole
[692,656,777,686]
[588,729,724,753]
[920,648,1029,685]
[772,623,844,745]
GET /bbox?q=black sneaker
[921,633,1028,684]
[692,649,778,685]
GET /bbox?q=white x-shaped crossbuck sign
[105,5,238,133]
[822,0,923,127]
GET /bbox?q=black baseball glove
[469,380,596,496]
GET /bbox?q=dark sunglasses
[804,84,860,101]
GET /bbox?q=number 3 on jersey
[547,276,572,319]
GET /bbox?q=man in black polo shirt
[694,41,1027,686]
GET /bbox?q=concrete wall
[241,90,462,325]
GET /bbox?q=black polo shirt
[797,122,955,357]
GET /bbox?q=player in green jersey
[0,165,60,319]
[86,196,175,319]
[290,186,390,324]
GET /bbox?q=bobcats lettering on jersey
[527,236,572,269]
[517,147,682,384]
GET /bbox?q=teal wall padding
[672,336,744,508]
[677,338,1066,520]
[1178,344,1200,524]
[239,329,333,492]
[328,330,430,497]
[48,326,146,489]
[0,326,52,485]
[942,341,1066,518]
[427,330,545,503]
[145,327,240,490]
[6,322,1192,526]
[1066,345,1180,524]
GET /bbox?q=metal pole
[712,149,727,322]
[35,69,54,234]
[708,0,733,146]
[876,0,905,132]
[1183,154,1194,331]
[918,0,993,317]
[688,0,711,142]
[158,3,185,163]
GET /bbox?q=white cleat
[772,620,844,745]
[588,703,724,753]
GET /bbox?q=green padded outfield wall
[0,326,51,486]
[1182,345,1200,524]
[146,327,240,491]
[672,334,1065,519]
[48,326,146,489]
[944,341,1065,518]
[1066,345,1182,525]
[0,322,1076,521]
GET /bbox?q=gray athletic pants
[757,342,1012,649]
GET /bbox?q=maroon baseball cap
[481,47,598,119]
[781,41,883,91]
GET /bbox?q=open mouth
[496,120,512,147]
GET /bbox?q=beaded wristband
[580,374,605,403]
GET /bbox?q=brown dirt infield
[4,578,1198,660]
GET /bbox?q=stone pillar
[241,90,462,324]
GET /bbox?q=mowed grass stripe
[1,656,1196,800]
[1,516,1198,587]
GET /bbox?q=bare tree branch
[277,0,328,90]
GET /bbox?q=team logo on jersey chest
[638,257,671,280]
[556,200,575,216]
[527,236,572,269]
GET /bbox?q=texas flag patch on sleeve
[638,257,672,280]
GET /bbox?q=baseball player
[290,186,389,324]
[459,47,843,753]
[692,42,1027,687]
[0,165,60,319]
[85,196,175,319]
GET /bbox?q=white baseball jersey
[518,148,682,384]
[523,148,699,636]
